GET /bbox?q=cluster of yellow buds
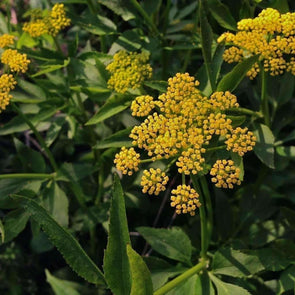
[23,3,70,37]
[140,168,169,195]
[1,49,30,73]
[170,185,201,216]
[114,71,256,216]
[0,74,17,112]
[106,51,152,93]
[0,34,15,49]
[210,160,241,189]
[218,8,295,78]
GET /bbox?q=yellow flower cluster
[23,4,70,37]
[131,95,155,117]
[170,185,201,216]
[209,91,239,111]
[0,34,15,48]
[218,8,295,78]
[140,168,169,195]
[0,74,17,112]
[225,127,256,156]
[210,160,241,189]
[1,49,30,73]
[114,147,140,176]
[106,51,152,93]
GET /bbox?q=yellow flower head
[140,168,169,195]
[209,91,239,111]
[225,127,256,156]
[218,8,295,78]
[202,113,232,136]
[1,49,30,73]
[131,95,155,117]
[210,159,241,189]
[114,147,141,176]
[106,51,152,93]
[23,19,48,37]
[170,184,201,216]
[48,3,71,36]
[0,34,15,48]
[0,74,17,112]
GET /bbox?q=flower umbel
[1,49,30,73]
[0,34,15,48]
[0,74,17,112]
[170,185,201,216]
[114,147,141,176]
[140,168,169,195]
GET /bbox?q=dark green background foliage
[1,0,295,294]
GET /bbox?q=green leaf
[281,207,295,228]
[207,0,237,31]
[42,182,69,227]
[137,227,192,265]
[166,274,200,295]
[143,81,168,93]
[13,194,105,285]
[195,272,215,295]
[3,209,30,243]
[98,0,136,21]
[0,219,4,243]
[276,146,295,159]
[209,273,251,295]
[253,124,275,169]
[278,72,294,105]
[230,152,244,181]
[45,117,66,147]
[217,55,258,92]
[127,244,153,295]
[199,0,215,92]
[45,269,80,295]
[103,174,131,295]
[144,257,186,290]
[17,78,47,101]
[31,58,71,77]
[86,94,134,125]
[278,265,295,294]
[94,128,133,149]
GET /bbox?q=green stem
[191,174,208,259]
[153,259,207,295]
[199,177,213,251]
[227,107,263,118]
[206,145,226,152]
[129,0,160,36]
[260,67,270,126]
[0,173,55,179]
[11,103,58,172]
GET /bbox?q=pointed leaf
[86,94,134,125]
[137,227,192,265]
[45,269,80,295]
[103,174,131,295]
[12,194,105,285]
[0,219,4,243]
[254,124,275,169]
[217,55,258,92]
[127,244,153,295]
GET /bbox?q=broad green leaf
[276,146,295,159]
[94,128,133,149]
[217,56,258,92]
[253,124,275,169]
[31,232,54,253]
[56,162,96,182]
[0,12,9,33]
[31,58,71,77]
[278,73,294,105]
[17,31,39,48]
[0,219,4,243]
[270,0,289,13]
[3,209,30,243]
[137,227,192,265]
[45,269,80,295]
[207,0,237,31]
[86,94,134,125]
[209,273,251,295]
[0,105,65,135]
[199,0,215,92]
[143,81,168,93]
[127,244,153,295]
[144,257,186,291]
[166,274,200,295]
[17,78,47,100]
[42,182,69,227]
[45,117,66,147]
[70,86,110,94]
[278,265,295,294]
[103,174,131,295]
[78,15,117,35]
[13,194,105,285]
[98,0,136,21]
[227,115,246,127]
